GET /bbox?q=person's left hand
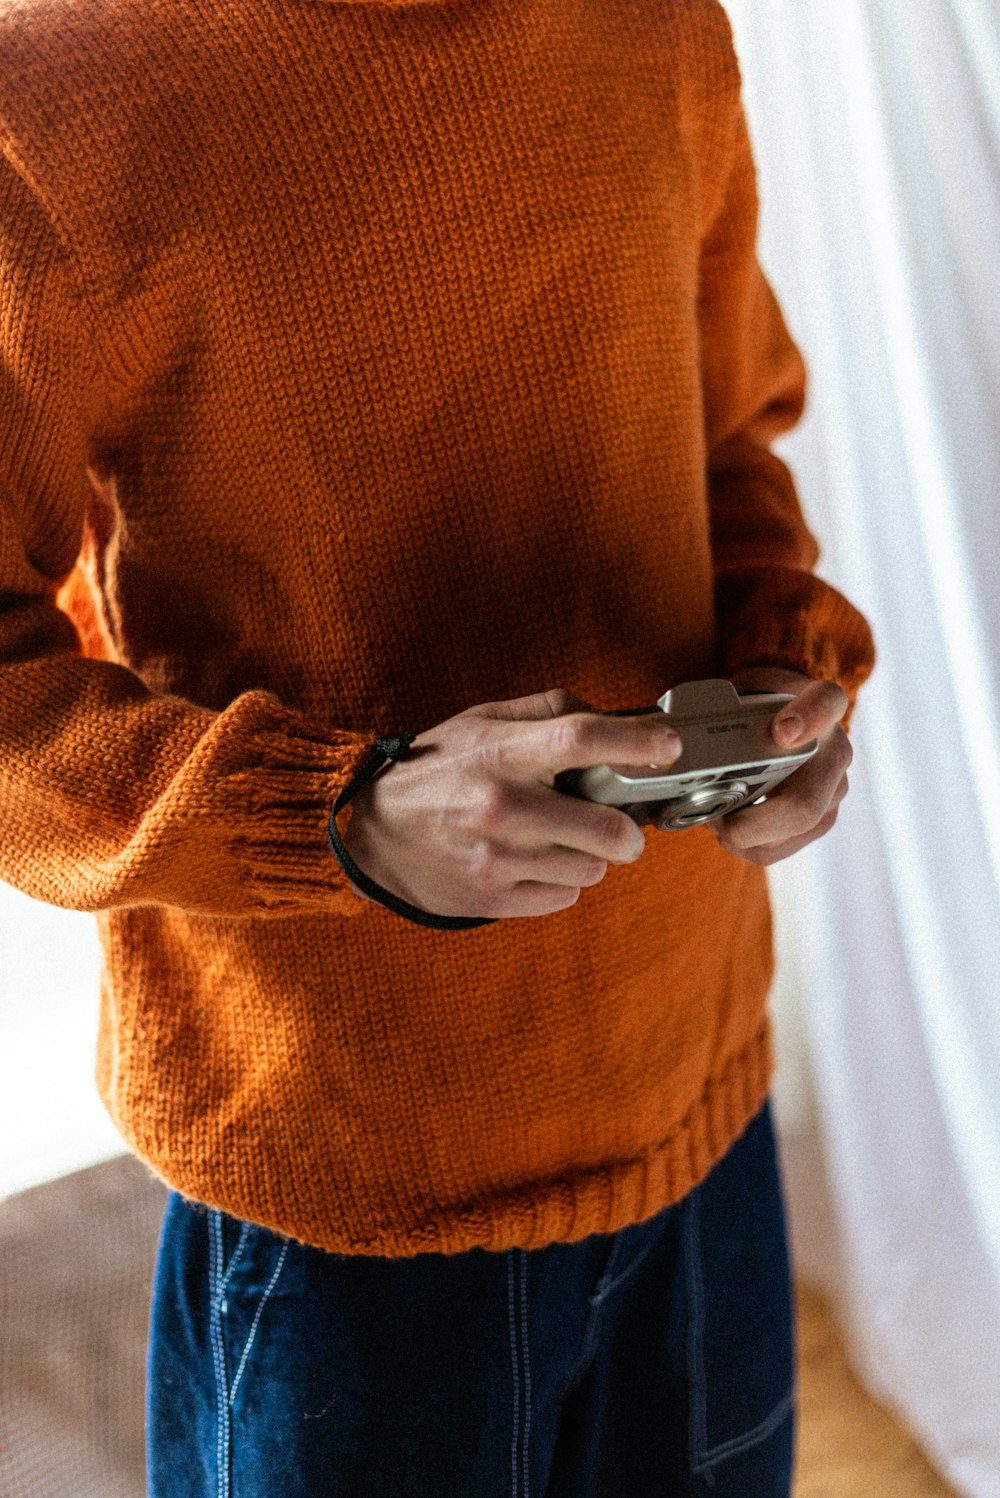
[705,666,854,867]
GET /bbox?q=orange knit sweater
[0,0,874,1255]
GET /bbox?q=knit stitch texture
[0,0,875,1254]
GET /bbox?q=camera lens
[657,782,749,830]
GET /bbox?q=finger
[719,763,847,851]
[713,801,842,867]
[462,687,598,724]
[715,754,850,852]
[452,873,586,920]
[500,710,682,780]
[481,841,611,891]
[494,882,584,918]
[484,782,647,865]
[772,679,849,749]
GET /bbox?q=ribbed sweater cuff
[715,566,876,729]
[228,728,379,916]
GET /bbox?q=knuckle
[473,781,510,832]
[824,681,850,717]
[552,713,592,759]
[544,688,577,717]
[714,816,744,851]
[468,839,505,889]
[800,787,830,823]
[470,727,505,777]
[605,811,641,861]
[717,825,752,859]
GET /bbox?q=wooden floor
[794,1283,958,1498]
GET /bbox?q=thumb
[772,679,848,747]
[461,687,599,723]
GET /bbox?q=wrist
[326,733,496,932]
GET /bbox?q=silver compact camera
[556,678,819,830]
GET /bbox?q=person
[0,0,875,1493]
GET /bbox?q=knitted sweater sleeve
[699,90,876,715]
[0,154,376,919]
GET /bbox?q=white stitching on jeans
[693,1390,795,1471]
[209,1213,229,1498]
[229,1240,290,1407]
[563,1243,619,1396]
[586,1235,624,1307]
[683,1189,795,1473]
[520,1251,531,1498]
[209,1218,250,1498]
[507,1252,520,1497]
[588,1234,658,1308]
[682,1193,708,1475]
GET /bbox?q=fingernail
[775,713,804,745]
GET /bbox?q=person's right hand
[339,688,683,921]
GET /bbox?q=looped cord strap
[326,735,497,931]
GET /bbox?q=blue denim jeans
[146,1099,795,1497]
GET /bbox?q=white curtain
[721,2,1000,1494]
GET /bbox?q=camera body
[557,678,819,830]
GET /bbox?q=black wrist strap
[326,735,497,932]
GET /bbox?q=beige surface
[0,1155,161,1498]
[794,1282,959,1498]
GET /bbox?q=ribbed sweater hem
[157,1017,774,1259]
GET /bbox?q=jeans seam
[587,1236,625,1306]
[520,1251,531,1498]
[507,1250,532,1498]
[683,1192,708,1474]
[229,1240,290,1408]
[209,1218,250,1498]
[507,1252,519,1497]
[684,1175,795,1474]
[208,1214,229,1498]
[550,1233,626,1400]
[588,1234,658,1308]
[692,1389,796,1471]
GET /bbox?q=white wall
[0,885,122,1199]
